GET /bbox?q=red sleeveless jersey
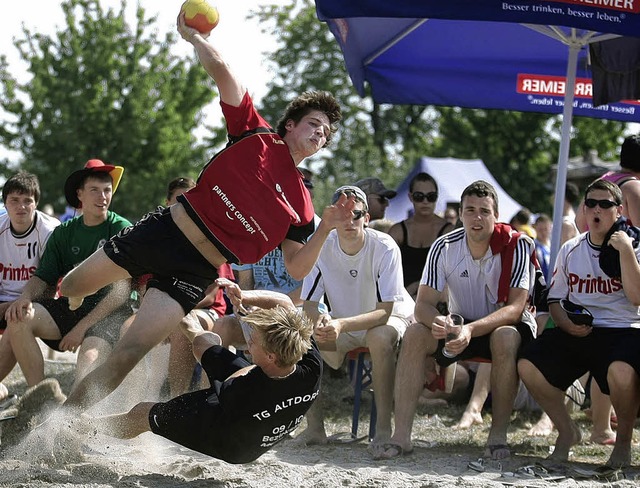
[178,93,314,264]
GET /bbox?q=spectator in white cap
[296,185,414,457]
[355,177,397,221]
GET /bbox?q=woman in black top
[389,172,453,298]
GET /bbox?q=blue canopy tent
[315,0,640,266]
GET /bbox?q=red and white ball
[181,0,219,34]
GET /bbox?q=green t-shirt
[35,211,132,308]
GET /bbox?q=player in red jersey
[60,13,353,411]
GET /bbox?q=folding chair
[346,347,377,441]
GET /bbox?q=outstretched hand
[319,193,358,231]
[177,12,210,43]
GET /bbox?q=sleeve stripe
[303,271,322,301]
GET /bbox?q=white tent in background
[385,157,524,224]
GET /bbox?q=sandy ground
[1,351,640,487]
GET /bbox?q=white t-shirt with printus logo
[549,233,640,328]
[0,210,60,301]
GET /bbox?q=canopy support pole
[549,41,581,273]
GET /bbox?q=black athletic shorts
[39,297,133,351]
[435,316,537,368]
[148,346,251,459]
[104,206,219,314]
[520,327,640,395]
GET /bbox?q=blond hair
[242,306,313,368]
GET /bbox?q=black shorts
[520,327,640,395]
[104,207,219,314]
[435,316,537,367]
[148,346,251,458]
[39,297,133,351]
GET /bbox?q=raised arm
[177,13,245,107]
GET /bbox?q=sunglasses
[412,191,438,203]
[584,198,618,209]
[352,209,366,220]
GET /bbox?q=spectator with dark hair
[444,207,460,227]
[0,172,60,409]
[519,179,640,469]
[389,172,453,299]
[4,160,133,392]
[384,180,537,461]
[602,135,640,226]
[165,177,196,205]
[562,182,581,244]
[355,177,397,222]
[533,213,552,283]
[510,208,537,239]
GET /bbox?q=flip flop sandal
[467,458,486,473]
[326,432,367,444]
[522,464,567,481]
[571,465,625,481]
[467,457,503,474]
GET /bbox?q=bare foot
[293,427,328,446]
[68,296,84,311]
[590,431,616,445]
[452,410,483,429]
[548,422,581,461]
[528,413,555,436]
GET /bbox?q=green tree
[0,0,214,220]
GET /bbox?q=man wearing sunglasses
[354,177,397,222]
[297,185,414,456]
[519,179,640,470]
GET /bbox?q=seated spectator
[389,172,453,299]
[234,247,303,305]
[562,182,580,243]
[4,160,133,390]
[354,177,397,223]
[296,185,414,456]
[0,172,60,407]
[510,208,537,239]
[444,207,460,227]
[519,179,640,469]
[383,180,537,461]
[533,213,552,283]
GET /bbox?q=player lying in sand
[87,279,322,464]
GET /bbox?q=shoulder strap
[617,176,638,188]
[400,221,408,243]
